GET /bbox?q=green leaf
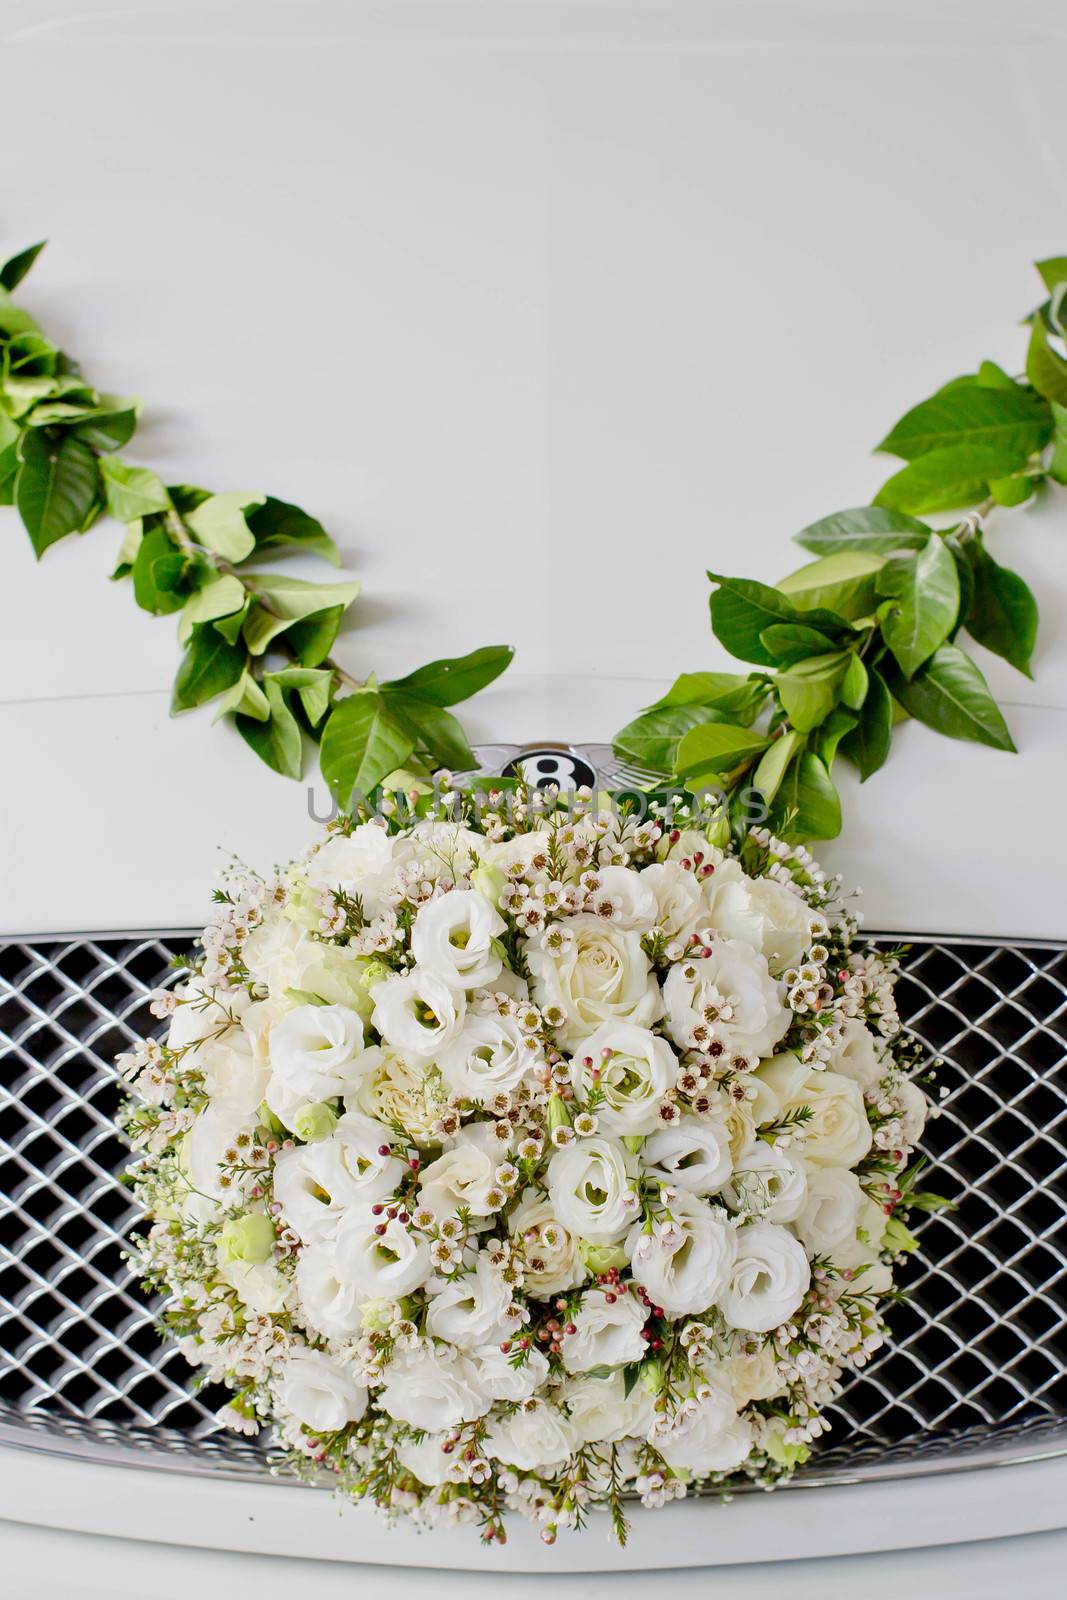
[70,405,138,453]
[15,429,100,557]
[614,703,734,775]
[884,644,1015,752]
[185,491,265,562]
[177,573,246,644]
[0,241,45,292]
[213,670,270,723]
[775,651,849,732]
[964,537,1038,678]
[814,706,857,769]
[873,442,1034,514]
[976,360,1018,391]
[383,645,514,707]
[840,667,892,781]
[770,752,841,841]
[266,667,333,725]
[794,505,930,557]
[988,472,1036,508]
[99,455,172,521]
[777,552,885,621]
[1025,319,1067,407]
[1036,257,1067,293]
[645,671,767,723]
[171,626,246,712]
[242,574,360,655]
[707,575,810,667]
[877,532,960,679]
[320,693,417,802]
[385,695,476,772]
[236,679,303,778]
[285,606,345,667]
[245,496,339,566]
[751,730,803,804]
[131,525,187,615]
[840,652,868,710]
[876,384,1051,461]
[759,623,839,667]
[675,722,770,785]
[0,290,40,338]
[1049,402,1067,486]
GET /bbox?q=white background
[2,0,1067,1590]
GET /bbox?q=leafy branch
[0,242,513,801]
[614,257,1064,840]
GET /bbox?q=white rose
[410,888,506,990]
[470,1342,549,1404]
[719,1221,810,1333]
[642,1115,733,1195]
[372,970,465,1060]
[218,1258,288,1316]
[378,1344,490,1431]
[639,861,708,946]
[276,1348,368,1432]
[197,1032,269,1121]
[269,1003,368,1102]
[793,1167,865,1257]
[418,1122,511,1222]
[527,915,662,1047]
[305,822,397,913]
[335,1208,432,1300]
[294,1241,365,1340]
[353,1043,446,1143]
[628,1193,737,1317]
[274,1113,405,1242]
[561,1286,648,1373]
[650,1385,753,1474]
[720,1346,784,1406]
[547,1137,637,1244]
[568,1022,678,1136]
[663,942,790,1065]
[425,1252,521,1349]
[584,866,658,931]
[826,1017,886,1091]
[482,1401,577,1471]
[560,1370,654,1445]
[722,1144,807,1223]
[396,1432,468,1487]
[704,861,824,975]
[437,1013,539,1102]
[895,1078,928,1145]
[508,1189,587,1297]
[758,1055,873,1169]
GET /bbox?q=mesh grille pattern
[1,933,1066,1480]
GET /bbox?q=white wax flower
[568,1021,679,1136]
[526,915,662,1047]
[643,1114,733,1195]
[276,1348,368,1433]
[628,1193,737,1317]
[719,1221,811,1333]
[662,941,790,1063]
[547,1136,637,1244]
[377,1345,490,1432]
[560,1286,648,1373]
[411,889,506,990]
[371,970,466,1060]
[437,1013,538,1101]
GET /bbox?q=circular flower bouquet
[122,784,929,1545]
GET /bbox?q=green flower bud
[283,874,323,931]
[547,1093,572,1132]
[293,1101,338,1143]
[471,863,506,906]
[622,1135,645,1155]
[764,1426,811,1469]
[706,811,732,849]
[882,1215,919,1255]
[578,1239,629,1273]
[219,1212,275,1264]
[638,1355,665,1395]
[360,958,391,994]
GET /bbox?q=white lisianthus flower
[294,1241,365,1341]
[720,1346,784,1406]
[196,1032,268,1120]
[826,1017,886,1091]
[627,1193,737,1317]
[378,1345,490,1431]
[508,1189,587,1297]
[643,1115,733,1195]
[547,1136,637,1244]
[396,1432,468,1487]
[561,1286,647,1373]
[411,889,506,990]
[482,1401,577,1471]
[568,1022,679,1137]
[650,1385,753,1474]
[353,1044,446,1143]
[471,1342,549,1404]
[662,942,790,1064]
[305,821,396,908]
[560,1370,654,1445]
[335,1208,432,1300]
[719,1221,811,1333]
[437,1013,538,1101]
[418,1121,511,1222]
[425,1252,521,1349]
[661,829,721,869]
[166,981,251,1050]
[722,1143,808,1223]
[794,1167,865,1257]
[371,971,466,1060]
[639,862,709,945]
[181,1104,254,1220]
[758,1055,873,1169]
[273,1113,405,1242]
[704,860,826,976]
[269,1003,368,1101]
[584,866,658,931]
[479,830,553,882]
[527,915,662,1047]
[276,1348,368,1432]
[242,914,374,1015]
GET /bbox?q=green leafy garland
[0,242,512,797]
[612,257,1067,839]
